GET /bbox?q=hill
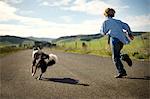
[0,35,35,44]
[54,32,150,60]
[53,33,103,43]
[0,35,52,48]
[28,36,53,42]
[0,35,34,55]
[53,32,148,43]
[0,35,53,55]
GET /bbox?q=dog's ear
[33,47,39,51]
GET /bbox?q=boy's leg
[111,41,127,77]
[121,54,132,67]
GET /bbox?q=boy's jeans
[110,40,126,75]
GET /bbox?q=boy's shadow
[123,76,150,80]
[41,77,89,86]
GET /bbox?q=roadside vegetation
[0,35,51,56]
[55,32,150,60]
[0,43,26,56]
[1,33,149,60]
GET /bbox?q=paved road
[0,49,149,99]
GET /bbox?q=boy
[100,8,134,78]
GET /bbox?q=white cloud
[49,0,132,18]
[0,19,101,38]
[68,0,111,15]
[0,1,102,38]
[0,24,33,37]
[19,10,33,15]
[124,14,150,31]
[42,1,49,6]
[39,0,128,16]
[40,0,72,6]
[38,0,129,15]
[60,16,72,23]
[4,0,23,4]
[0,1,149,39]
[0,1,51,26]
[39,0,108,15]
[0,1,18,21]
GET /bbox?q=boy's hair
[104,8,115,17]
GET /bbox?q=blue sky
[0,0,149,38]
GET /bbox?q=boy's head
[104,8,115,18]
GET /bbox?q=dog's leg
[31,65,34,73]
[32,66,37,76]
[37,73,43,80]
[32,58,37,73]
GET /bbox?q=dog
[31,47,58,80]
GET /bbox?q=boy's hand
[128,34,134,40]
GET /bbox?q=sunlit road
[0,49,149,99]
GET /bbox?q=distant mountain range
[0,35,35,45]
[0,32,149,45]
[27,36,54,42]
[53,32,149,43]
[0,35,53,46]
[53,33,103,43]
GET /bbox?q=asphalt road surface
[0,49,149,99]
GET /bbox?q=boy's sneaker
[115,73,127,78]
[121,54,132,67]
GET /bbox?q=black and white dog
[31,47,58,80]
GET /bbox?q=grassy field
[56,33,150,60]
[0,43,25,56]
[123,33,150,59]
[1,33,149,60]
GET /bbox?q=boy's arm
[128,33,134,40]
[121,22,134,40]
[100,21,109,35]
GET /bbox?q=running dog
[31,47,58,80]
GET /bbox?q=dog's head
[32,47,43,58]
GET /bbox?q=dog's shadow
[123,76,150,80]
[41,77,89,86]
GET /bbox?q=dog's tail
[49,54,58,63]
[47,54,58,66]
